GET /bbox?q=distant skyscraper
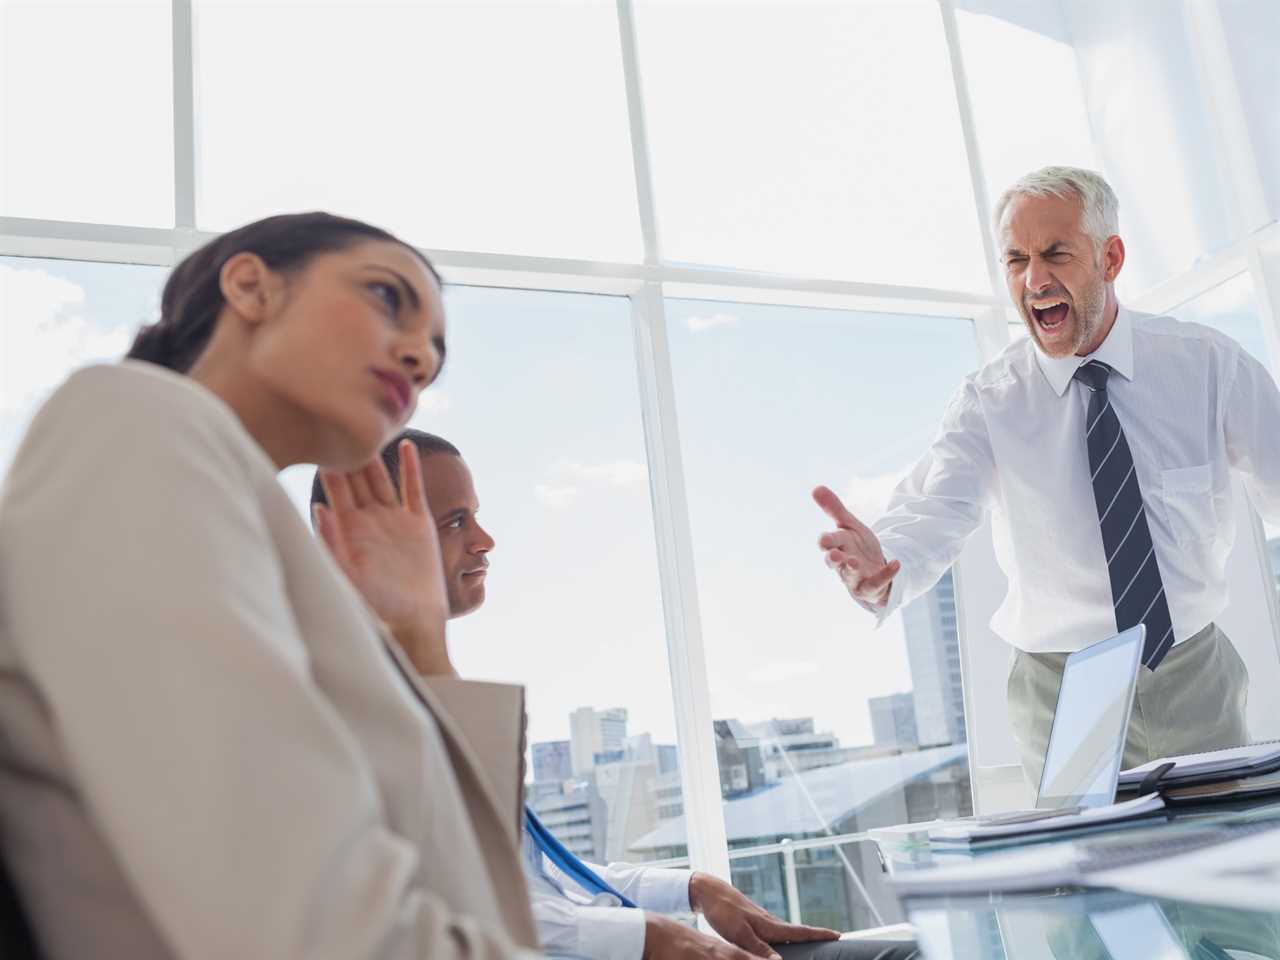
[656,744,679,776]
[570,706,628,776]
[531,740,573,783]
[902,568,966,746]
[529,782,607,861]
[869,692,918,748]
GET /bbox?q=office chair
[0,851,41,960]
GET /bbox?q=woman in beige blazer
[0,213,541,960]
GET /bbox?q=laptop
[956,623,1147,829]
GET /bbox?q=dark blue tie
[524,806,638,907]
[1074,360,1175,668]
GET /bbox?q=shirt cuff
[634,867,693,914]
[856,549,905,626]
[575,905,648,960]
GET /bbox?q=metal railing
[636,830,873,925]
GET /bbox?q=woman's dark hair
[127,212,441,373]
[310,429,461,510]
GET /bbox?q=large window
[290,288,686,866]
[634,0,989,292]
[5,0,1280,903]
[193,0,643,261]
[1063,0,1248,295]
[0,256,166,469]
[651,300,979,927]
[0,1,174,226]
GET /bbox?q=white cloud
[0,264,132,415]
[407,388,452,429]
[549,459,648,489]
[535,484,580,509]
[685,311,739,333]
[534,459,647,510]
[840,470,908,525]
[747,659,820,685]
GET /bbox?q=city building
[630,744,971,932]
[529,781,608,862]
[569,706,628,777]
[869,692,919,749]
[531,740,573,784]
[902,568,966,746]
[657,744,679,775]
[651,768,684,821]
[714,719,767,797]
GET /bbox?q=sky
[6,257,1274,758]
[0,255,965,767]
[3,0,1278,831]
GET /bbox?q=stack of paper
[893,809,1280,902]
[926,793,1167,847]
[1117,741,1280,803]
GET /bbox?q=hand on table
[812,484,899,608]
[643,879,838,960]
[688,872,839,958]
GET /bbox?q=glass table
[883,799,1280,959]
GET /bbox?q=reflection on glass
[1,257,165,471]
[1090,904,1190,960]
[1218,0,1280,221]
[905,889,1278,960]
[1175,272,1271,373]
[955,4,1098,208]
[295,287,681,864]
[661,299,978,926]
[0,0,174,226]
[1062,1,1237,296]
[634,0,988,291]
[1173,273,1280,566]
[194,0,642,261]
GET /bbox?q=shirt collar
[1034,304,1135,397]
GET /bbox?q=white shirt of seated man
[312,438,842,960]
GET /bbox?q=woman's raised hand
[314,440,454,674]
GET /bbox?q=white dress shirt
[871,306,1280,653]
[521,828,692,960]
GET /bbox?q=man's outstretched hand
[812,485,900,608]
[644,873,838,960]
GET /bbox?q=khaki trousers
[1007,622,1250,789]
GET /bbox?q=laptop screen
[1036,625,1145,810]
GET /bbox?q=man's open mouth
[1031,301,1070,331]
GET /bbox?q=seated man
[312,429,919,960]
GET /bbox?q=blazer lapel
[379,637,540,949]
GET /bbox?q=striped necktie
[524,806,638,907]
[1074,360,1175,669]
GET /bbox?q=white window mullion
[938,0,1011,814]
[171,0,197,238]
[629,281,732,883]
[617,0,731,884]
[937,0,1009,368]
[614,0,660,265]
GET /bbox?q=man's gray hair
[993,166,1119,248]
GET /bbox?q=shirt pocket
[1160,464,1216,545]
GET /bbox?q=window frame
[2,0,1279,892]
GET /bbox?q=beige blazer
[0,361,541,960]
